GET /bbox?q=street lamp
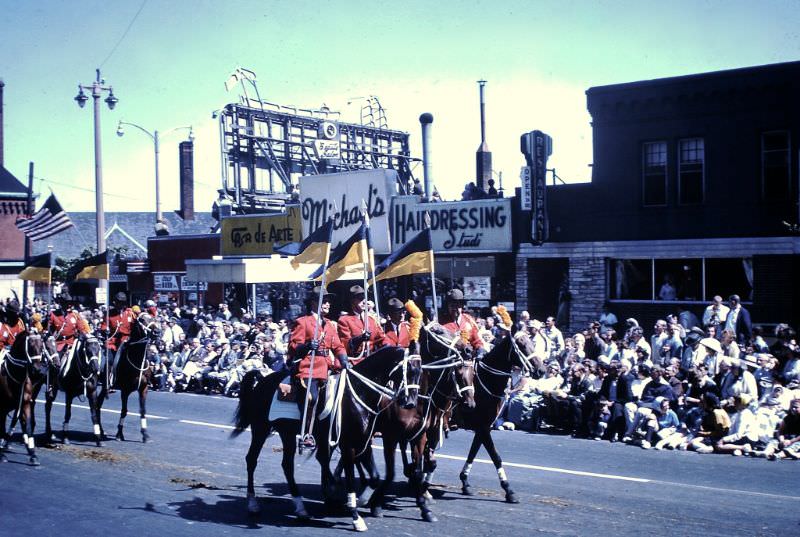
[75,69,118,258]
[116,121,193,223]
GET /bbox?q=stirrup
[298,434,316,450]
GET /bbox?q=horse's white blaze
[497,467,508,482]
[347,492,357,508]
[93,424,101,436]
[461,462,472,476]
[141,418,147,429]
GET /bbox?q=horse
[367,324,476,522]
[314,345,415,532]
[454,329,534,503]
[98,313,160,443]
[44,333,104,446]
[0,331,46,465]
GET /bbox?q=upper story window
[678,138,704,204]
[762,131,791,201]
[642,141,667,206]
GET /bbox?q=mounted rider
[288,287,349,447]
[439,289,485,359]
[337,285,386,366]
[102,291,136,384]
[0,299,26,367]
[49,292,91,366]
[383,297,411,349]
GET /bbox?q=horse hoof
[422,510,437,523]
[142,432,150,444]
[505,491,519,504]
[96,440,104,448]
[370,506,383,518]
[423,490,434,502]
[461,485,473,496]
[247,495,261,515]
[353,516,368,532]
[295,508,310,520]
[0,454,8,463]
[115,433,125,442]
[30,456,40,467]
[62,437,70,445]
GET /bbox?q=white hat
[699,337,723,354]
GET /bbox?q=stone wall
[568,257,606,333]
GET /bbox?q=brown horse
[0,331,46,465]
[97,313,159,443]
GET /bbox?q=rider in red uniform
[103,292,135,353]
[383,298,410,349]
[337,285,385,366]
[0,301,26,366]
[50,293,91,354]
[439,289,485,359]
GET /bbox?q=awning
[185,255,365,284]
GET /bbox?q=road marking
[35,399,169,420]
[179,419,236,430]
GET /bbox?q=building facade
[517,61,800,334]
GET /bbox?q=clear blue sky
[1,0,798,214]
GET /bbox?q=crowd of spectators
[6,291,799,461]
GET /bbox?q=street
[1,391,798,537]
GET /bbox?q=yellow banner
[221,207,303,256]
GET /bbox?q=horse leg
[19,399,39,466]
[45,384,56,444]
[459,432,483,495]
[356,448,380,508]
[138,384,150,443]
[62,395,72,445]
[96,385,107,440]
[278,423,309,519]
[245,421,269,515]
[87,385,103,447]
[116,391,130,441]
[0,408,7,463]
[478,426,519,504]
[343,449,367,532]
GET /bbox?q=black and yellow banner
[372,228,433,284]
[18,252,52,284]
[71,251,109,281]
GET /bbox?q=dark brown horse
[454,329,534,503]
[0,331,46,465]
[367,325,476,522]
[97,314,159,442]
[45,333,104,446]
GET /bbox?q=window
[762,131,791,201]
[608,257,752,303]
[678,138,704,204]
[642,141,667,206]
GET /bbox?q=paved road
[1,391,798,536]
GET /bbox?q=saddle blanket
[269,388,301,422]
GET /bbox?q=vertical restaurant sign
[391,196,512,253]
[221,206,302,256]
[299,168,395,254]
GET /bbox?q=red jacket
[384,320,411,349]
[102,307,135,351]
[289,314,346,380]
[52,310,91,352]
[337,312,386,364]
[440,312,484,350]
[0,319,25,350]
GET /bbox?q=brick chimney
[176,140,194,220]
[0,79,5,168]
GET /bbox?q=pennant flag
[18,252,52,284]
[15,193,74,241]
[371,228,434,284]
[70,251,109,281]
[275,219,333,268]
[309,223,368,283]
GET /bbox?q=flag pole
[361,201,376,353]
[425,212,438,323]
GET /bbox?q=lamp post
[116,121,193,223]
[74,69,118,256]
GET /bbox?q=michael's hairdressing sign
[300,169,395,254]
[391,196,512,253]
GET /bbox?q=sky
[1,0,798,216]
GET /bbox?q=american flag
[15,193,74,241]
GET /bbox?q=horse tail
[230,370,258,439]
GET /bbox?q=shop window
[705,258,753,302]
[762,131,791,201]
[609,259,652,300]
[678,138,704,204]
[642,141,667,206]
[654,259,702,301]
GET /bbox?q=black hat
[386,298,405,312]
[5,299,20,314]
[349,285,366,297]
[309,286,335,302]
[114,291,127,302]
[445,289,464,303]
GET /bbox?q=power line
[98,0,148,69]
[34,175,146,200]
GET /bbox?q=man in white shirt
[702,295,729,332]
[544,316,565,360]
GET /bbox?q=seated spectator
[761,398,800,460]
[719,357,758,411]
[495,365,534,430]
[714,394,759,455]
[751,326,770,354]
[638,397,680,449]
[687,393,730,454]
[753,354,778,398]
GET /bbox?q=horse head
[394,352,422,410]
[78,334,103,376]
[418,324,476,408]
[135,313,162,343]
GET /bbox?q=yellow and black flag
[310,223,369,283]
[275,219,333,268]
[18,252,52,284]
[70,251,109,281]
[371,228,434,284]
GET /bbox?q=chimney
[176,140,194,220]
[0,79,5,169]
[475,80,492,193]
[419,113,434,200]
